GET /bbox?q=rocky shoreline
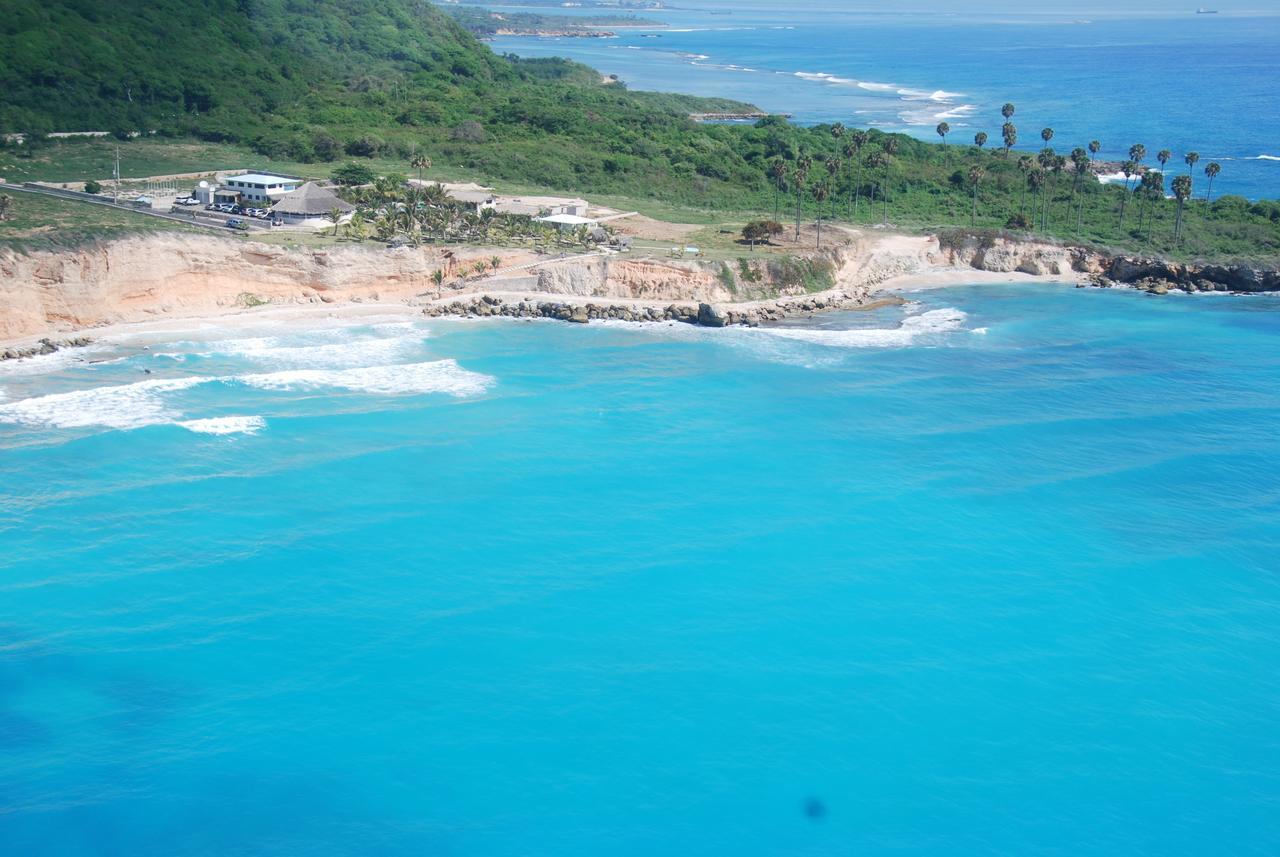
[421,290,902,327]
[2,230,1276,352]
[1,336,93,362]
[1090,256,1280,295]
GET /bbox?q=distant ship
[1196,7,1219,13]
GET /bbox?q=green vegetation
[445,7,655,35]
[0,190,202,252]
[0,1,1276,264]
[333,179,607,252]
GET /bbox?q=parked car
[225,218,248,230]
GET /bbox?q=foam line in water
[198,334,424,369]
[177,416,266,435]
[237,360,494,397]
[752,308,968,348]
[0,377,206,430]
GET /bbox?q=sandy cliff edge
[0,230,1104,349]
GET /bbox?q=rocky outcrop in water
[1094,257,1280,294]
[421,290,889,327]
[1,336,93,361]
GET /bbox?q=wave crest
[753,308,969,348]
[238,360,494,397]
[177,416,266,435]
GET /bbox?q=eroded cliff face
[534,256,732,302]
[4,230,1271,345]
[0,235,533,341]
[931,233,1108,278]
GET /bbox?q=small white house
[536,213,597,230]
[222,173,301,203]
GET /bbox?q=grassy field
[4,137,1279,266]
[0,189,205,252]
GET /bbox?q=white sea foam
[752,308,969,349]
[238,360,493,397]
[858,81,897,92]
[200,333,424,369]
[794,71,860,86]
[1250,154,1280,161]
[1096,171,1131,185]
[0,377,206,430]
[177,416,266,435]
[0,347,110,377]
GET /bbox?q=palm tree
[1157,149,1172,175]
[409,153,431,184]
[825,157,842,220]
[880,138,899,224]
[1037,147,1056,229]
[793,155,812,240]
[1118,159,1137,231]
[1002,102,1016,124]
[974,131,988,152]
[1002,122,1018,158]
[345,210,367,242]
[1027,169,1045,231]
[326,207,343,236]
[1184,151,1200,176]
[848,130,870,219]
[1203,162,1222,201]
[813,182,829,248]
[1041,127,1054,149]
[1139,170,1164,242]
[968,165,985,227]
[1017,155,1034,220]
[1129,143,1147,167]
[769,158,788,222]
[430,268,445,294]
[1070,147,1090,233]
[490,256,502,271]
[374,215,396,243]
[936,121,951,154]
[1172,174,1193,243]
[830,122,845,145]
[866,151,890,225]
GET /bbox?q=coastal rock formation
[0,336,93,362]
[0,235,535,342]
[420,290,888,327]
[1095,257,1280,293]
[933,231,1107,278]
[2,230,1275,347]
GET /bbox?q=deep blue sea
[486,1,1280,200]
[3,284,1280,854]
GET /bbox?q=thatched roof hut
[272,182,354,218]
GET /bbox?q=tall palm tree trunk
[852,163,863,221]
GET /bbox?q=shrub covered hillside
[0,0,752,198]
[2,0,1278,262]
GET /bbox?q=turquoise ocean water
[487,2,1280,200]
[3,284,1280,854]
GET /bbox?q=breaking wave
[752,308,969,348]
[0,360,493,433]
[0,377,206,431]
[237,360,494,398]
[197,333,425,369]
[177,416,267,435]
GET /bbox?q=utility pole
[113,146,121,204]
